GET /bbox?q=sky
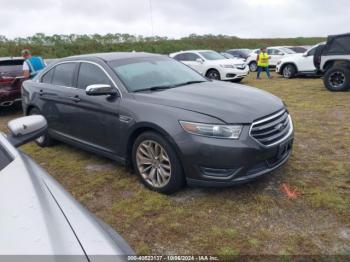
[0,0,349,39]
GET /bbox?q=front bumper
[275,64,282,74]
[221,67,250,80]
[177,125,294,187]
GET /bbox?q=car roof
[66,52,163,62]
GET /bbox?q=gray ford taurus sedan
[22,52,294,194]
[0,115,134,260]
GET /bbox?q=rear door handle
[68,96,81,102]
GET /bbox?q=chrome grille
[250,110,292,147]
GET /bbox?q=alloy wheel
[136,140,171,188]
[207,70,220,80]
[283,66,292,78]
[328,71,346,89]
[249,62,257,72]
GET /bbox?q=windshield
[279,48,296,54]
[222,53,234,59]
[109,57,207,92]
[240,49,252,55]
[199,51,226,60]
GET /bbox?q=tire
[29,108,55,147]
[282,64,297,79]
[206,69,221,80]
[249,61,258,72]
[132,131,185,194]
[323,66,350,92]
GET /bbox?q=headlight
[220,64,235,69]
[179,121,242,139]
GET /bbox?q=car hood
[134,81,284,123]
[0,134,132,257]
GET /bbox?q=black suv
[314,33,350,91]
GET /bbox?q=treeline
[0,33,325,58]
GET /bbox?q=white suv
[276,44,324,78]
[169,50,249,82]
[246,47,296,72]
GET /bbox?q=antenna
[149,0,154,36]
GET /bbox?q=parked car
[22,52,294,194]
[246,47,296,72]
[0,57,25,107]
[224,49,251,60]
[314,33,350,91]
[276,43,325,78]
[0,115,134,257]
[170,50,249,82]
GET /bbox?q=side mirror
[86,84,118,96]
[7,115,47,147]
[302,52,308,57]
[196,58,204,64]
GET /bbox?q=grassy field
[0,72,349,256]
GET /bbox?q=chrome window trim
[36,60,122,98]
[249,110,293,148]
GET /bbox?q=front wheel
[206,69,221,80]
[29,108,55,147]
[132,132,185,194]
[249,61,258,72]
[283,64,297,79]
[324,66,350,92]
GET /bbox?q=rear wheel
[29,108,55,147]
[282,64,297,79]
[206,69,221,80]
[324,66,350,92]
[132,131,185,194]
[249,61,258,72]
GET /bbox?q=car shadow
[0,104,22,116]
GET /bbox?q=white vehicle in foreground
[276,43,325,78]
[170,50,249,82]
[246,47,296,72]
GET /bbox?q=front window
[77,63,111,90]
[198,51,226,60]
[109,57,207,92]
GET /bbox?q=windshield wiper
[174,80,206,87]
[133,85,175,93]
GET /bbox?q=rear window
[327,36,350,55]
[0,59,24,77]
[51,63,76,87]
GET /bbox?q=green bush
[0,33,325,58]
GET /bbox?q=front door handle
[68,96,81,102]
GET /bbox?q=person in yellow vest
[256,47,271,79]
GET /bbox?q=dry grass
[0,72,349,255]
